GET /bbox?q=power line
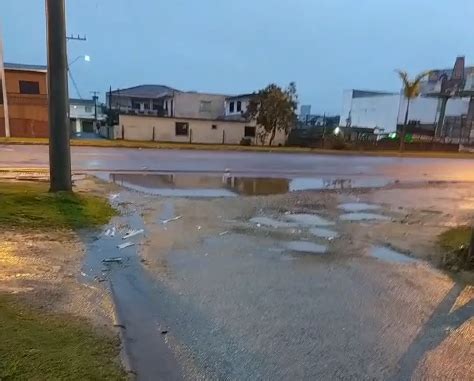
[68,69,82,99]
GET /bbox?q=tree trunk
[268,127,277,146]
[399,98,410,153]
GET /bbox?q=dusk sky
[1,0,473,114]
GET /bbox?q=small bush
[240,137,252,146]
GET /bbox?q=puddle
[285,213,335,226]
[283,241,328,255]
[250,217,297,229]
[290,177,391,191]
[338,203,381,212]
[309,227,339,239]
[369,246,417,264]
[105,173,393,197]
[339,213,390,222]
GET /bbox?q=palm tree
[396,70,431,152]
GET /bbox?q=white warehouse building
[339,89,470,135]
[340,57,474,140]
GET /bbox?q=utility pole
[0,26,10,138]
[90,91,99,121]
[46,0,72,191]
[90,90,99,131]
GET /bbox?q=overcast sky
[1,0,473,114]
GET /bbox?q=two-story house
[70,97,106,136]
[0,63,48,137]
[107,85,226,119]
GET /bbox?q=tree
[396,70,431,152]
[246,82,298,146]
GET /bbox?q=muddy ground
[97,179,473,380]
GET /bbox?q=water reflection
[108,173,391,197]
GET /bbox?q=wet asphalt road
[1,144,474,181]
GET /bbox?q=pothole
[285,213,335,226]
[309,227,339,239]
[338,203,381,212]
[339,213,390,222]
[283,241,328,255]
[369,246,417,264]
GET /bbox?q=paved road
[1,145,474,181]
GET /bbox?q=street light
[68,54,90,68]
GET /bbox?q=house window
[19,80,40,94]
[85,106,92,113]
[132,100,141,110]
[244,126,256,138]
[144,102,150,110]
[229,101,235,113]
[152,102,160,111]
[237,101,242,112]
[212,124,217,130]
[175,122,189,136]
[200,100,212,112]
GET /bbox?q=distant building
[340,57,474,141]
[0,63,48,137]
[299,105,311,121]
[70,98,106,135]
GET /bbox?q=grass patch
[0,181,116,230]
[438,226,471,251]
[0,294,126,380]
[438,226,473,271]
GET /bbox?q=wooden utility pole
[46,0,72,191]
[0,26,10,138]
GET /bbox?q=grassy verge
[1,137,473,159]
[0,181,124,379]
[0,181,116,229]
[438,226,473,271]
[0,294,126,380]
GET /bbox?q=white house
[70,98,106,135]
[224,93,253,120]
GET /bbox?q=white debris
[161,215,182,224]
[104,228,111,236]
[197,225,202,231]
[122,229,144,240]
[219,231,229,236]
[102,257,123,263]
[117,242,135,250]
[110,227,116,237]
[109,193,120,201]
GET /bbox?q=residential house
[70,97,106,135]
[0,63,48,137]
[104,86,288,146]
[224,93,253,120]
[107,85,226,119]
